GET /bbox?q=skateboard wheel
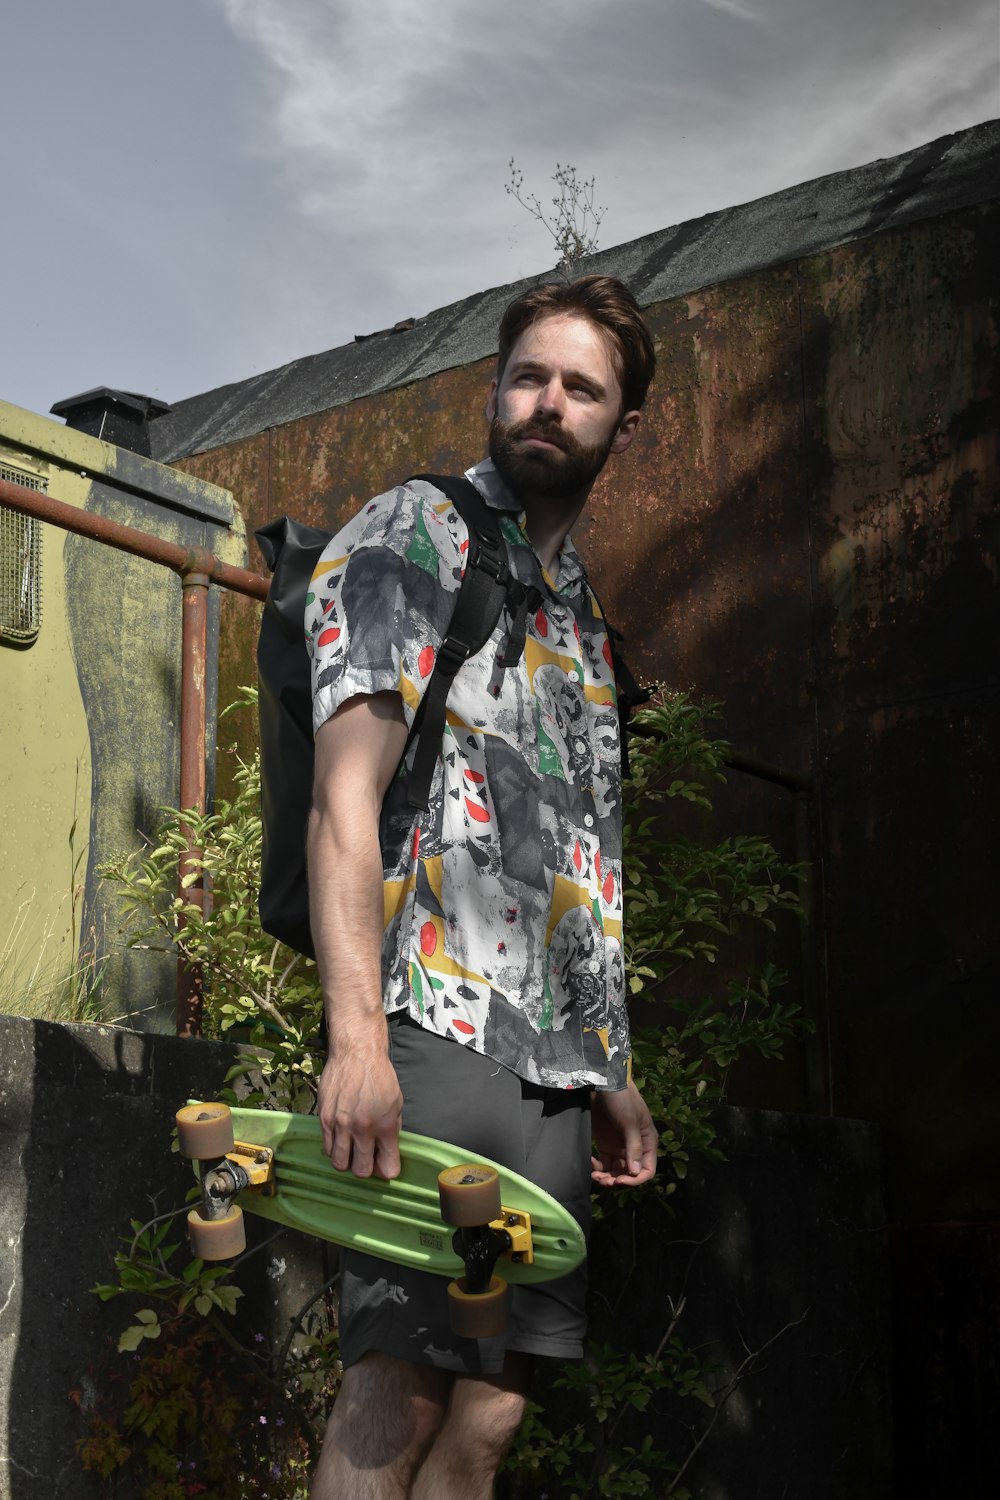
[186,1205,246,1260]
[437,1165,502,1227]
[447,1275,510,1338]
[176,1103,235,1160]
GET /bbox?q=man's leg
[411,1352,533,1500]
[310,1352,451,1500]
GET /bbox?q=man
[304,275,658,1498]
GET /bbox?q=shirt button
[584,814,594,828]
[588,959,601,974]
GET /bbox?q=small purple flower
[254,1332,265,1343]
[258,1414,268,1425]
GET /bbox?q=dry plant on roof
[506,159,607,272]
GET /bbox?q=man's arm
[590,1080,658,1188]
[307,691,409,1179]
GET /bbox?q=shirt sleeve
[306,485,466,736]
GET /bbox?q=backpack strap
[403,474,519,811]
[585,579,652,781]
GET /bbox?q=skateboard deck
[184,1102,586,1287]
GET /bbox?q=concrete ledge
[0,1016,325,1500]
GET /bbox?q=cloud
[205,0,999,364]
[696,0,767,23]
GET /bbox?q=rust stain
[167,201,1000,1162]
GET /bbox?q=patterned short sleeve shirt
[306,458,630,1090]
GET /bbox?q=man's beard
[489,415,615,503]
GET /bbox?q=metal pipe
[176,569,211,1038]
[0,477,269,602]
[631,720,814,796]
[722,747,813,796]
[1,475,270,1038]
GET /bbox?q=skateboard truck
[437,1166,538,1337]
[176,1103,277,1259]
[452,1209,533,1293]
[198,1141,276,1220]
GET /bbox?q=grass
[0,893,105,1024]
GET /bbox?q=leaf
[213,1285,243,1315]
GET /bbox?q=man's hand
[316,1043,403,1181]
[590,1079,658,1188]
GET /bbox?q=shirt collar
[464,458,587,593]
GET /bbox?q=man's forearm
[307,691,410,1047]
[307,695,409,1176]
[307,793,389,1052]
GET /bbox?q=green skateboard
[176,1102,586,1338]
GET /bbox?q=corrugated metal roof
[150,120,1000,464]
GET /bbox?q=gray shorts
[338,1016,593,1375]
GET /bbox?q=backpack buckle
[468,537,509,586]
[437,634,472,675]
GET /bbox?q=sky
[1,0,997,421]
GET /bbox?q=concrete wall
[171,197,1000,1492]
[0,1015,888,1499]
[0,1016,328,1500]
[0,403,248,1030]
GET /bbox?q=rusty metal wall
[174,198,999,1495]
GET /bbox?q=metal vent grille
[1,464,46,646]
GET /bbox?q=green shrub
[84,688,807,1497]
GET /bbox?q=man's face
[486,314,639,502]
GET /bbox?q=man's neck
[520,488,590,578]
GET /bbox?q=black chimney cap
[50,387,172,457]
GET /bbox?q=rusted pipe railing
[0,476,269,1038]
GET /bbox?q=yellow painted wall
[1,422,95,991]
[0,400,246,1024]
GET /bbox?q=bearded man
[305,275,658,1499]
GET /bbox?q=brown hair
[496,275,656,412]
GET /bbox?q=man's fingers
[350,1140,376,1178]
[331,1118,374,1175]
[374,1134,402,1181]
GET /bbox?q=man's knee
[438,1356,532,1466]
[460,1384,528,1464]
[316,1352,449,1484]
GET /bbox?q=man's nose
[534,380,565,418]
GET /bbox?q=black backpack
[254,474,648,959]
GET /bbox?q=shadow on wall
[168,200,1000,1498]
[531,1107,892,1499]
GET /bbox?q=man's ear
[485,378,498,424]
[610,409,640,454]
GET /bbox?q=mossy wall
[0,403,247,1029]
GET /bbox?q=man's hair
[496,275,656,412]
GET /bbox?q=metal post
[176,568,211,1038]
